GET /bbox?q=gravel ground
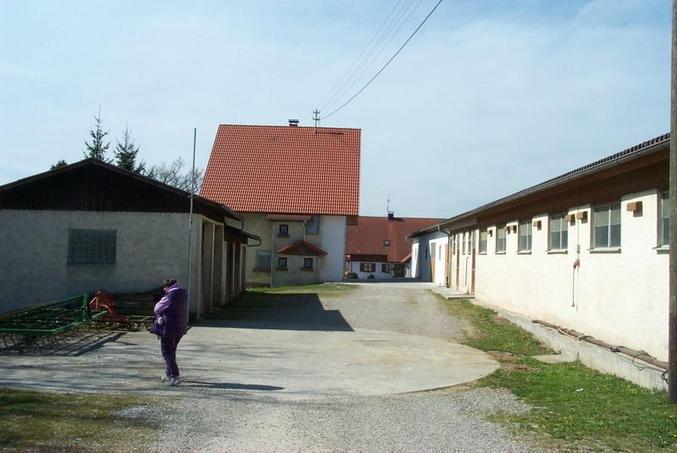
[152,388,537,452]
[319,284,471,340]
[148,284,539,452]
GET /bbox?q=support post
[187,128,197,322]
[670,0,677,403]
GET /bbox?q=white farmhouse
[200,122,361,287]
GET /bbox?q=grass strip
[0,387,159,451]
[435,292,677,451]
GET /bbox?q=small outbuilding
[0,159,257,319]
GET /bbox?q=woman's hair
[162,278,177,288]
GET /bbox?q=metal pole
[670,0,677,403]
[186,128,197,322]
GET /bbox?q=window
[496,226,506,253]
[255,251,272,271]
[277,257,288,269]
[479,230,487,254]
[381,263,390,273]
[518,221,532,252]
[278,224,289,237]
[549,214,568,250]
[593,203,621,248]
[360,262,375,273]
[660,191,670,246]
[303,257,314,269]
[305,215,320,234]
[68,229,116,265]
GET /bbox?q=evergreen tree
[114,123,141,171]
[50,160,68,170]
[84,109,110,160]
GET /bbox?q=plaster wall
[410,231,447,282]
[0,210,206,318]
[242,213,346,287]
[472,190,668,361]
[349,261,392,279]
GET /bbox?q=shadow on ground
[201,291,353,332]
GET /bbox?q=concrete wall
[242,213,346,287]
[435,190,668,361]
[0,210,207,315]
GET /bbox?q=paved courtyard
[0,282,538,451]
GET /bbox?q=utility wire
[331,0,424,112]
[322,0,444,120]
[321,0,419,113]
[319,0,407,111]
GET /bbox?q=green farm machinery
[0,291,154,352]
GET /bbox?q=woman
[153,278,188,386]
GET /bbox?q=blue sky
[0,0,670,217]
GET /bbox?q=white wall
[410,231,447,282]
[349,261,392,279]
[317,215,347,282]
[471,190,668,361]
[0,210,208,316]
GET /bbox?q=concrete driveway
[0,283,497,399]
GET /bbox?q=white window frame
[592,203,621,249]
[478,230,487,254]
[548,214,568,251]
[496,226,506,254]
[518,220,532,252]
[659,191,670,247]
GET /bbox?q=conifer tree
[84,108,110,160]
[114,123,141,171]
[50,160,68,170]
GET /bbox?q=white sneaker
[161,375,170,382]
[169,376,181,386]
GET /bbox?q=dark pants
[160,335,183,378]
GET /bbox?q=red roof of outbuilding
[346,215,444,263]
[278,240,328,257]
[200,124,361,215]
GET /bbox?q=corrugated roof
[200,124,361,215]
[408,133,670,238]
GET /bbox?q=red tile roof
[346,215,444,263]
[278,240,328,257]
[200,124,361,215]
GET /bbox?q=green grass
[250,282,355,296]
[434,292,677,451]
[437,294,549,356]
[0,387,159,451]
[482,359,677,451]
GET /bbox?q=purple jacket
[153,283,188,337]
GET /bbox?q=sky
[0,0,670,218]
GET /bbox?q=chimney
[288,119,299,127]
[388,211,395,220]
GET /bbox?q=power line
[322,0,444,121]
[319,0,407,112]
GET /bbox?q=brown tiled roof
[346,215,444,263]
[200,124,361,215]
[278,240,328,257]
